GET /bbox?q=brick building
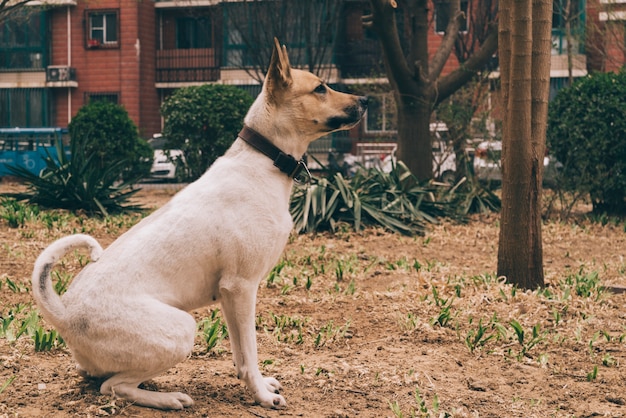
[0,0,622,142]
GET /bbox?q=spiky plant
[6,138,144,216]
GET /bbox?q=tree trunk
[497,0,551,289]
[395,94,433,181]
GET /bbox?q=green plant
[68,100,152,181]
[4,277,28,293]
[389,387,447,418]
[0,198,40,228]
[7,136,144,216]
[161,84,253,180]
[465,318,495,353]
[1,304,28,342]
[586,365,598,381]
[267,260,287,287]
[290,162,459,236]
[33,327,65,351]
[0,376,16,395]
[547,71,626,215]
[52,271,73,295]
[562,269,604,299]
[442,176,501,215]
[264,313,307,344]
[198,309,228,352]
[510,320,546,360]
[314,319,351,348]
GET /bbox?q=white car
[473,140,561,185]
[473,140,502,182]
[380,122,458,182]
[148,134,184,181]
[150,149,184,181]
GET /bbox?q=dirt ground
[1,182,625,418]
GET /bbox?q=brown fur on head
[258,38,368,142]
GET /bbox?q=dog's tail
[32,234,103,324]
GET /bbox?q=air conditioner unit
[46,66,76,82]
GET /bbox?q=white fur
[31,39,366,410]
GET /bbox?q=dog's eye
[313,84,327,94]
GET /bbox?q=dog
[31,38,367,410]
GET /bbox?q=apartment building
[0,0,618,143]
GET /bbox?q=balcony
[155,0,217,8]
[156,48,220,85]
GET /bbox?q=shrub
[161,84,253,180]
[7,138,143,216]
[68,100,152,180]
[547,71,626,214]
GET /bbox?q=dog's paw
[170,392,195,409]
[256,391,287,409]
[254,377,286,409]
[264,376,283,394]
[155,392,194,410]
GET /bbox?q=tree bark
[497,0,551,289]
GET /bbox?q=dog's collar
[238,125,311,184]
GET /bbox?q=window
[364,93,397,134]
[85,92,119,105]
[0,10,47,69]
[551,0,583,54]
[87,10,118,47]
[223,0,336,68]
[0,89,48,128]
[435,0,468,33]
[176,17,212,49]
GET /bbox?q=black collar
[238,125,311,184]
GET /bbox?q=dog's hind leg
[94,302,197,410]
[100,370,193,410]
[219,280,287,409]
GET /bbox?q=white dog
[32,38,367,410]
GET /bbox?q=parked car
[147,134,184,182]
[379,122,459,182]
[430,122,456,183]
[473,140,502,183]
[473,140,562,186]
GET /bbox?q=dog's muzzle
[325,96,368,131]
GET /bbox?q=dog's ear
[265,38,292,100]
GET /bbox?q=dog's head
[259,38,367,142]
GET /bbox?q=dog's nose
[358,96,369,109]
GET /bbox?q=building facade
[0,0,620,143]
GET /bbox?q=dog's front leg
[219,281,287,409]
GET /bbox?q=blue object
[0,128,69,177]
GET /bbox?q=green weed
[0,376,16,395]
[198,309,228,353]
[33,327,65,351]
[510,320,546,360]
[314,319,351,348]
[389,387,448,418]
[586,365,598,381]
[0,198,40,228]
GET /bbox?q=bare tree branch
[428,0,463,81]
[224,0,342,83]
[0,0,34,23]
[367,0,418,92]
[435,23,498,105]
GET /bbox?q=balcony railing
[156,48,220,83]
